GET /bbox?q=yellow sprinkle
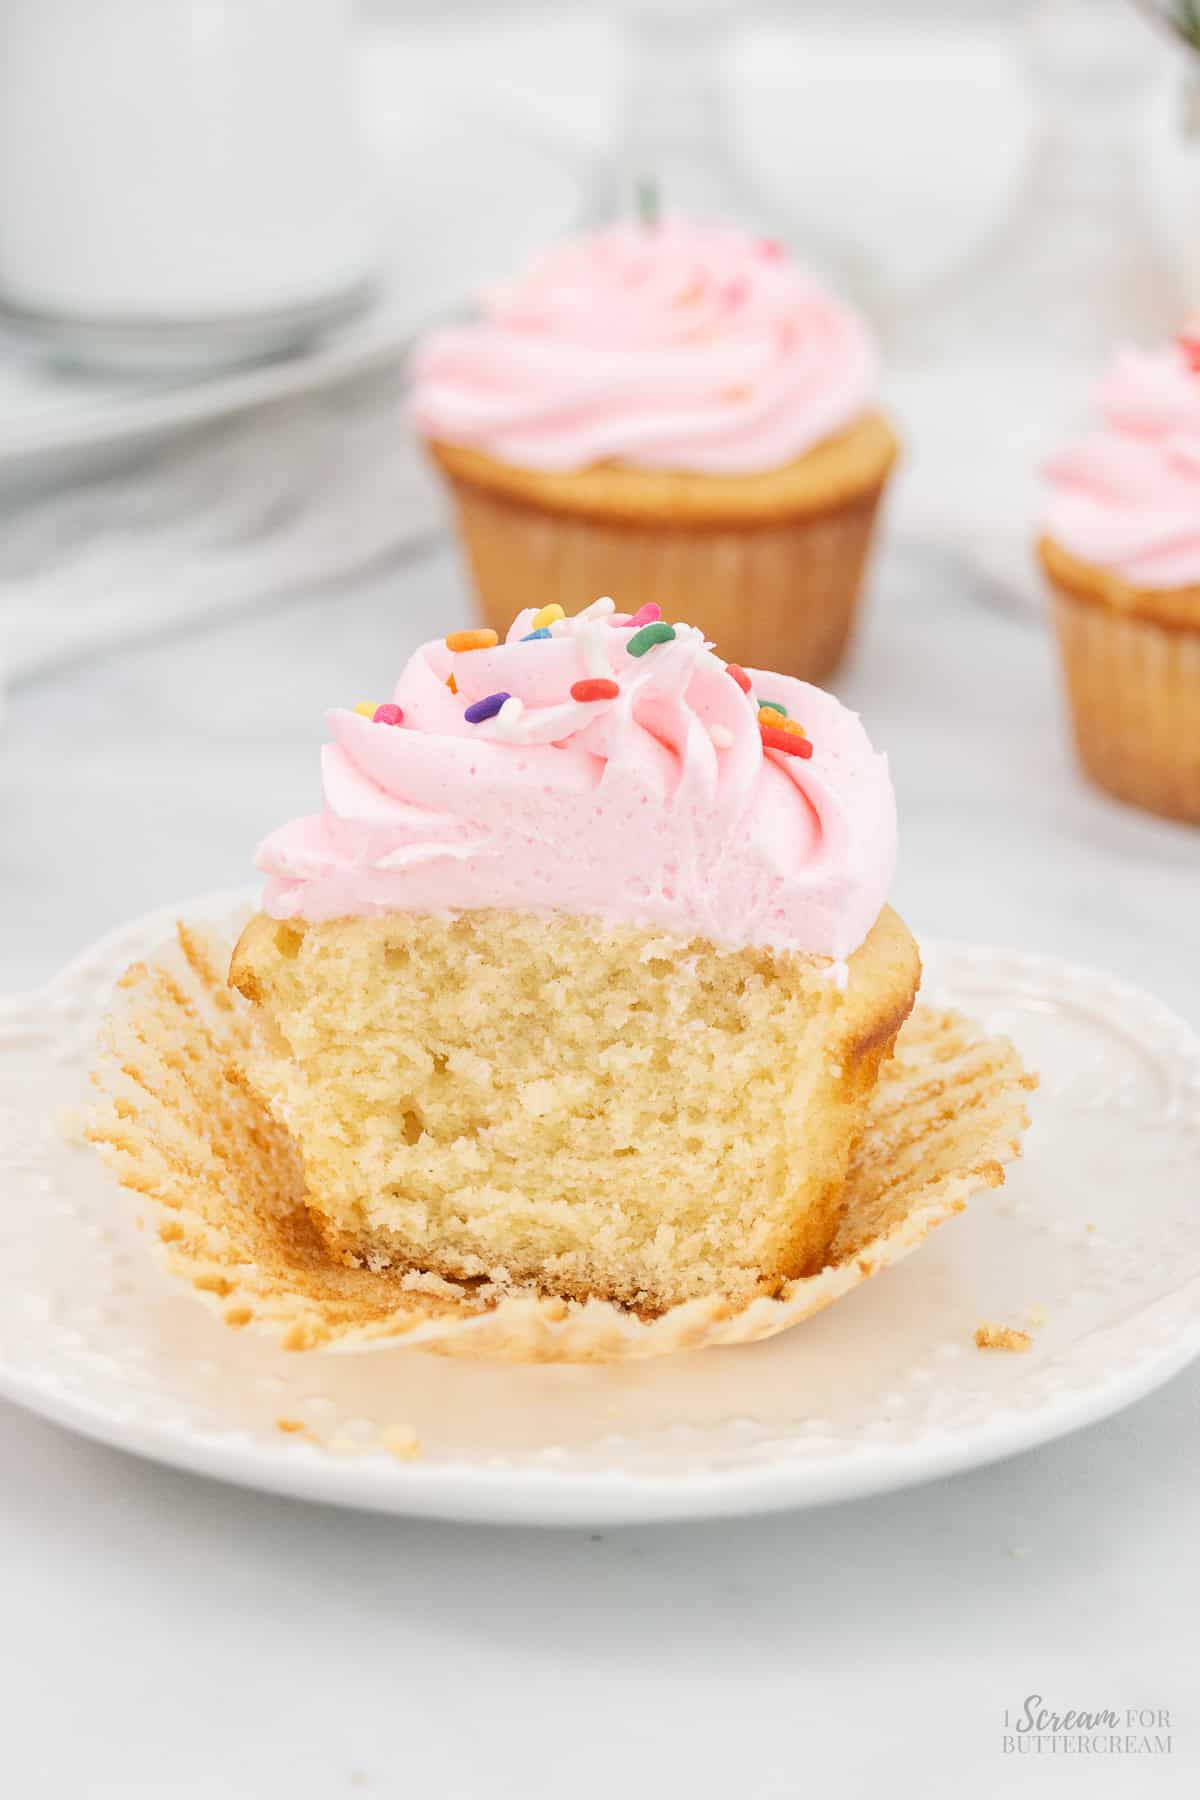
[353,701,377,719]
[531,603,565,630]
[445,628,498,652]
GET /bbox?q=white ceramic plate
[2,892,1199,1527]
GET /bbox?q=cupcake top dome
[257,599,897,962]
[1043,333,1200,590]
[410,217,878,477]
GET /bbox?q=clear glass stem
[587,1,882,310]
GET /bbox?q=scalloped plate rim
[2,1313,1199,1527]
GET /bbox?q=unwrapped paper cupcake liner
[1050,583,1200,825]
[445,476,887,686]
[87,922,1035,1364]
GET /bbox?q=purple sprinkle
[464,690,510,724]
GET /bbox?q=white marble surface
[2,537,1199,1795]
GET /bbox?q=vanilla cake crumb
[381,1426,423,1462]
[974,1323,1033,1352]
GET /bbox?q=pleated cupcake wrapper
[445,476,887,687]
[1050,584,1200,825]
[87,922,1034,1364]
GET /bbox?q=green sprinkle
[757,697,788,718]
[627,621,676,658]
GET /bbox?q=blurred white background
[1,12,1198,1798]
[1,0,1197,679]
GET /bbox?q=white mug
[0,0,375,364]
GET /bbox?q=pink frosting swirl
[1043,338,1200,588]
[410,218,877,475]
[257,600,897,960]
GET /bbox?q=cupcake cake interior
[231,905,917,1313]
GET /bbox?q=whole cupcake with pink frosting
[1039,332,1200,823]
[410,217,898,683]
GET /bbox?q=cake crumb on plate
[974,1323,1033,1352]
[381,1426,423,1462]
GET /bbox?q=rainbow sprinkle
[760,723,813,760]
[445,628,499,652]
[428,600,817,763]
[627,621,676,658]
[464,691,510,724]
[758,708,806,739]
[354,700,403,724]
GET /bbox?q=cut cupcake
[410,218,898,683]
[1039,332,1200,824]
[230,598,920,1314]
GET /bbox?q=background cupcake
[411,217,897,682]
[1039,333,1200,824]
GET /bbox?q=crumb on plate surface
[974,1323,1033,1353]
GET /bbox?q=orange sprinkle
[445,628,499,652]
[757,705,805,737]
[446,673,457,693]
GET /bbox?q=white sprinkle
[493,695,525,739]
[487,699,581,747]
[576,595,616,621]
[579,619,613,679]
[709,724,733,749]
[548,618,570,637]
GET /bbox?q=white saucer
[2,893,1198,1527]
[0,78,587,480]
